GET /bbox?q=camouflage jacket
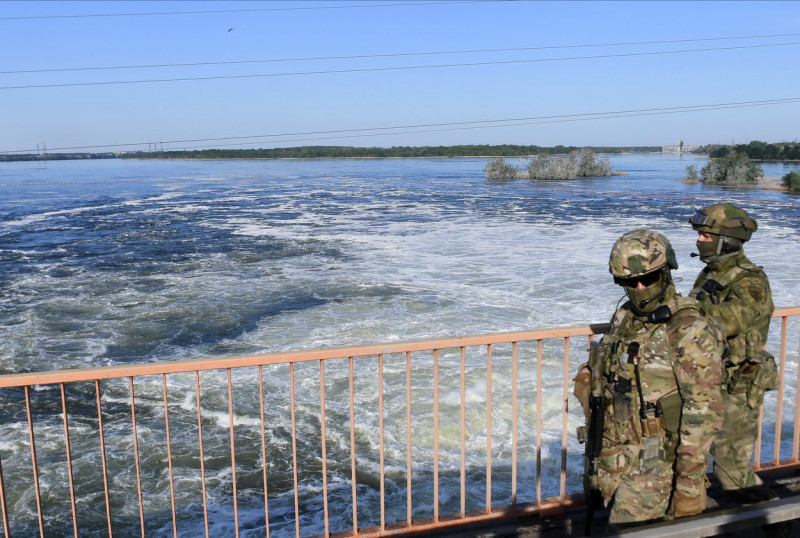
[595,286,724,487]
[690,250,773,366]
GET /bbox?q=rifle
[583,393,604,535]
[578,341,605,536]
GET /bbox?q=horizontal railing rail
[0,307,798,537]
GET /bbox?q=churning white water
[1,154,799,535]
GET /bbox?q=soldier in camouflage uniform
[688,203,780,504]
[574,229,724,525]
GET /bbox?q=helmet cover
[688,203,757,242]
[609,229,678,278]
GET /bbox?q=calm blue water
[1,154,799,536]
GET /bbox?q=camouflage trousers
[600,454,674,523]
[712,390,762,490]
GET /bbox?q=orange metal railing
[0,307,798,537]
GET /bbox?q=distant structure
[662,140,701,153]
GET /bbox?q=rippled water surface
[1,154,799,535]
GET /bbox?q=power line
[7,97,798,154]
[0,1,501,20]
[171,98,800,149]
[2,41,799,91]
[2,33,798,75]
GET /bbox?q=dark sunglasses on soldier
[615,271,661,289]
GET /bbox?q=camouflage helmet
[609,229,678,279]
[688,203,757,242]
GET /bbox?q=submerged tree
[528,152,578,180]
[577,148,612,177]
[484,157,520,181]
[701,151,763,185]
[684,164,700,183]
[527,148,612,180]
[485,148,614,181]
[783,171,800,192]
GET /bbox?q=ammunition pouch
[639,434,664,474]
[727,361,758,394]
[613,376,634,423]
[753,350,780,390]
[598,445,629,474]
[746,350,780,408]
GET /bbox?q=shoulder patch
[748,285,764,303]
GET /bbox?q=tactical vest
[589,296,700,473]
[692,257,772,372]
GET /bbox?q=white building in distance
[662,140,702,153]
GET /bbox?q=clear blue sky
[2,0,799,153]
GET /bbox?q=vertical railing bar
[94,380,112,537]
[320,360,330,537]
[259,366,271,538]
[486,344,492,513]
[405,351,412,526]
[349,356,358,533]
[195,372,210,538]
[290,363,300,538]
[0,450,9,537]
[379,354,385,531]
[794,321,800,461]
[60,383,78,538]
[512,341,519,508]
[25,385,45,537]
[129,377,145,538]
[536,340,543,504]
[227,369,240,538]
[774,315,789,465]
[460,346,466,518]
[433,349,440,522]
[161,375,178,538]
[560,337,570,500]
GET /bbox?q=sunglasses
[615,271,661,289]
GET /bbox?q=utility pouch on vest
[746,350,780,408]
[640,415,663,438]
[613,374,633,423]
[728,361,758,394]
[753,350,780,391]
[656,391,682,435]
[639,435,664,474]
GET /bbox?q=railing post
[59,383,78,538]
[129,377,145,538]
[0,311,794,537]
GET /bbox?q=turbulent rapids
[1,154,799,535]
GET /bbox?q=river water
[1,153,799,535]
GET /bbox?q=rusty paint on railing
[0,307,798,537]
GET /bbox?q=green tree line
[703,140,800,161]
[120,144,659,160]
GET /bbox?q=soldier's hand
[669,480,707,518]
[572,367,591,419]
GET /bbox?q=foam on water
[1,155,799,535]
